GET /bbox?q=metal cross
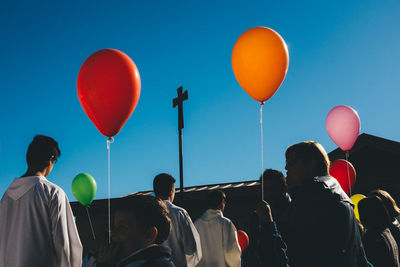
[173,86,188,200]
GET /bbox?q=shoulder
[170,202,190,217]
[38,178,68,202]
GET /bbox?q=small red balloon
[77,49,141,137]
[237,230,249,252]
[329,159,356,194]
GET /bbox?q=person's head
[285,141,330,189]
[26,135,60,176]
[369,189,400,220]
[260,169,287,203]
[112,195,171,258]
[207,190,226,211]
[358,195,390,231]
[153,173,176,201]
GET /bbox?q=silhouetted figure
[90,195,175,267]
[0,135,82,267]
[284,141,369,267]
[242,169,291,267]
[194,190,241,267]
[369,189,400,258]
[256,200,290,267]
[153,173,202,267]
[359,195,399,267]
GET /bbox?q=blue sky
[1,0,399,201]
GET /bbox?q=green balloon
[72,173,97,206]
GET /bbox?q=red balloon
[237,230,249,252]
[329,159,356,194]
[77,49,141,137]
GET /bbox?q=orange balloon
[232,27,289,102]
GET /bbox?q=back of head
[260,169,287,192]
[285,141,330,177]
[369,189,400,219]
[153,173,176,200]
[358,195,390,231]
[26,135,60,171]
[207,190,226,210]
[116,195,172,244]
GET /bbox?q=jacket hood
[6,176,44,200]
[200,209,223,221]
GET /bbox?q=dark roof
[329,133,400,160]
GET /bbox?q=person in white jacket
[194,190,241,267]
[0,135,83,267]
[153,173,202,267]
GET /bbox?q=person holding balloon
[0,135,83,267]
[255,200,290,267]
[284,141,370,267]
[194,190,241,267]
[243,169,291,267]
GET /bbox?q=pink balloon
[326,105,360,151]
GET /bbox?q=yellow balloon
[232,27,289,102]
[351,194,366,221]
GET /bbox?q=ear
[145,226,158,245]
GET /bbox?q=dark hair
[285,141,330,176]
[358,195,390,231]
[153,173,176,199]
[260,169,287,191]
[115,195,171,244]
[26,135,60,171]
[207,190,226,209]
[369,189,400,219]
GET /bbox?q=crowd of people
[0,135,399,267]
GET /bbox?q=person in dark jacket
[358,195,399,267]
[284,141,369,267]
[369,189,400,258]
[94,195,175,267]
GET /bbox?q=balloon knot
[260,101,265,106]
[107,137,115,143]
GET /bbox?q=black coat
[287,175,370,267]
[363,228,399,267]
[118,245,175,267]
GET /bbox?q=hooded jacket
[0,176,82,267]
[194,209,241,267]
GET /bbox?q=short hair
[358,195,390,231]
[115,195,171,244]
[260,169,287,191]
[369,189,400,219]
[26,135,61,171]
[207,190,226,209]
[153,173,176,199]
[285,141,330,176]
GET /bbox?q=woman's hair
[369,189,400,219]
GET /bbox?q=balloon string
[345,151,352,196]
[85,206,96,240]
[107,137,114,244]
[260,101,265,201]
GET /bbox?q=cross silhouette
[173,86,188,130]
[173,86,188,200]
